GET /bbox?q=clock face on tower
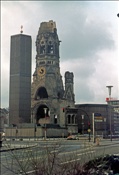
[38,67,46,76]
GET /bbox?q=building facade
[75,104,114,135]
[106,99,119,135]
[31,20,77,134]
[9,34,32,125]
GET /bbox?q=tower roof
[39,20,57,33]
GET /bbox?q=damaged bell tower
[31,20,77,133]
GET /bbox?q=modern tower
[9,31,32,125]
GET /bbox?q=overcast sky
[1,1,119,108]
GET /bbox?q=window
[35,87,48,99]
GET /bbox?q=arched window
[35,87,48,100]
[47,41,54,54]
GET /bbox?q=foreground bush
[82,155,119,175]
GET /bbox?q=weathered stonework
[31,20,78,134]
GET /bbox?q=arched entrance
[36,104,50,124]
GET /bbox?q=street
[1,139,119,175]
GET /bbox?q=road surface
[1,139,119,175]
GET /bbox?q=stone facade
[31,20,77,133]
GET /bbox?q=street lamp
[92,113,95,143]
[44,108,47,140]
[34,123,37,141]
[54,115,57,124]
[15,125,18,140]
[82,115,84,135]
[77,108,91,142]
[104,118,107,136]
[0,109,5,147]
[106,85,113,141]
[31,108,37,140]
[0,131,3,148]
[31,108,34,123]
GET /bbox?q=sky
[1,1,119,108]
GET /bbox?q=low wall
[43,128,68,138]
[5,127,68,138]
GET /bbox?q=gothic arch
[35,87,48,100]
[37,105,49,121]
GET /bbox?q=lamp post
[31,108,37,140]
[34,123,37,141]
[77,108,90,142]
[0,109,5,147]
[104,118,106,136]
[44,108,47,140]
[82,115,84,135]
[92,113,95,143]
[15,125,18,140]
[54,115,57,124]
[0,133,3,148]
[106,85,113,141]
[31,108,34,123]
